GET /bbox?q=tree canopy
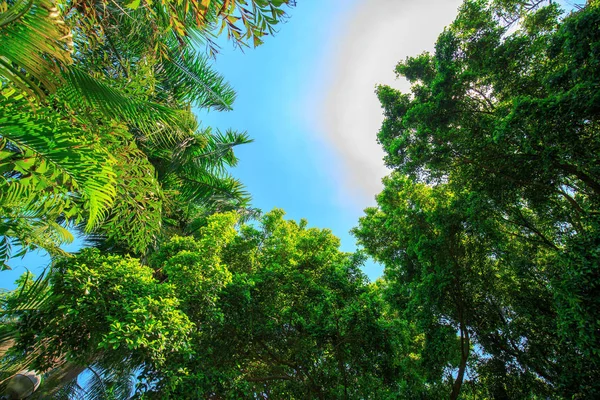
[0,0,295,266]
[2,0,600,399]
[355,0,600,398]
[3,211,408,398]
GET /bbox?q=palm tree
[1,0,294,265]
[1,0,295,396]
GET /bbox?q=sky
[195,0,463,279]
[1,0,463,289]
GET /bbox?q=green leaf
[125,0,141,9]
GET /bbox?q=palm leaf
[92,144,163,255]
[0,236,11,271]
[0,0,72,98]
[0,269,50,313]
[159,46,236,111]
[0,95,117,264]
[0,96,117,228]
[61,67,180,133]
[0,271,50,381]
[177,172,249,207]
[137,110,199,153]
[166,128,251,174]
[191,128,252,170]
[152,126,251,232]
[82,363,135,400]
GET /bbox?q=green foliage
[1,211,411,399]
[161,46,237,110]
[9,249,193,371]
[141,210,404,399]
[0,94,116,268]
[0,0,286,263]
[354,174,562,398]
[61,0,295,59]
[156,213,238,320]
[0,0,72,98]
[5,0,600,398]
[360,1,600,398]
[60,68,181,132]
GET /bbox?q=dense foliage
[3,211,406,398]
[2,0,599,399]
[355,0,600,398]
[0,0,294,266]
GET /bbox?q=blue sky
[1,0,464,289]
[196,0,462,279]
[195,0,381,275]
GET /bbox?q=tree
[354,174,560,399]
[0,213,236,398]
[2,210,412,399]
[143,210,405,399]
[0,0,296,265]
[362,0,600,397]
[1,0,296,396]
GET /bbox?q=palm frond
[177,172,249,207]
[159,46,236,111]
[0,236,11,271]
[82,363,135,400]
[52,378,87,400]
[0,269,50,314]
[0,0,72,98]
[0,216,73,264]
[151,126,251,233]
[138,110,199,153]
[0,94,117,263]
[61,67,180,132]
[236,207,263,224]
[94,145,163,255]
[0,95,117,222]
[0,271,50,381]
[165,128,251,175]
[192,128,252,170]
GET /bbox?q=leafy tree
[0,0,295,265]
[1,0,296,396]
[2,211,412,399]
[354,175,559,399]
[359,0,600,398]
[146,210,404,399]
[0,213,237,398]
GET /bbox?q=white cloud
[316,0,462,207]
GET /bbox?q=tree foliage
[3,0,600,399]
[356,1,600,398]
[145,210,402,399]
[0,0,294,265]
[2,211,412,399]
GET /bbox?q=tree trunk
[450,319,470,400]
